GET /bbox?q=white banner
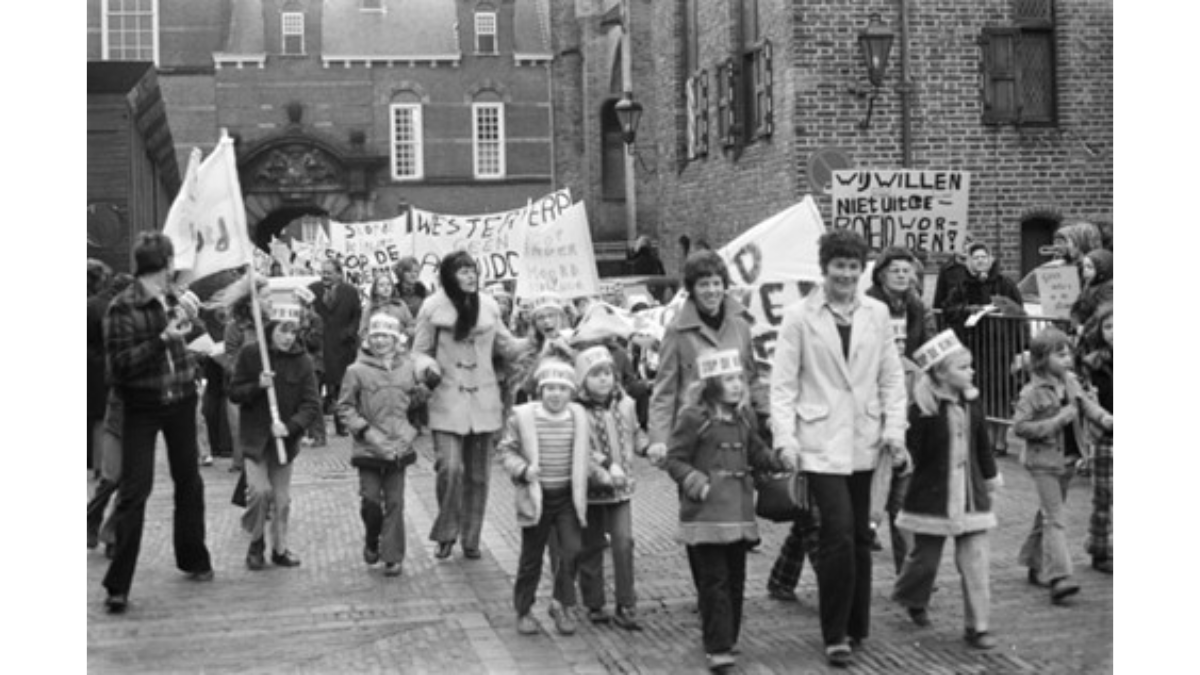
[830,169,970,254]
[326,216,411,281]
[514,201,601,301]
[410,188,572,289]
[718,196,827,367]
[162,134,254,281]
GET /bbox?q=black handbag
[754,471,808,522]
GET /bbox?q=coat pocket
[795,403,830,451]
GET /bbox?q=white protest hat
[913,329,968,372]
[696,349,743,380]
[626,293,652,312]
[367,313,404,342]
[530,291,567,318]
[292,286,315,305]
[270,298,304,324]
[574,345,615,383]
[534,357,577,391]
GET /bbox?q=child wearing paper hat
[571,345,649,630]
[891,329,1001,649]
[661,347,785,670]
[336,310,439,577]
[497,355,592,637]
[228,292,323,572]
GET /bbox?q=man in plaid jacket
[100,232,214,614]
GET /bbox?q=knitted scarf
[580,387,631,467]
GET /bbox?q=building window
[102,0,158,62]
[979,0,1057,126]
[475,11,498,54]
[683,0,699,76]
[282,12,305,56]
[601,100,626,200]
[717,1,773,151]
[390,104,424,181]
[473,103,505,179]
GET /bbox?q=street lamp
[614,91,644,153]
[856,13,895,130]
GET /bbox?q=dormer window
[475,10,497,54]
[282,12,305,56]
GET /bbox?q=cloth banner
[718,196,827,367]
[513,200,601,301]
[162,134,255,282]
[1035,264,1081,319]
[326,216,411,282]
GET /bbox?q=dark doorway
[1020,216,1059,278]
[252,205,328,250]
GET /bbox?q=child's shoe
[271,550,301,567]
[1050,577,1081,604]
[964,628,998,650]
[246,538,266,571]
[363,544,380,565]
[613,605,642,631]
[549,602,577,635]
[587,607,610,624]
[1092,557,1113,574]
[516,613,541,635]
[906,606,931,627]
[384,562,402,577]
[706,651,736,671]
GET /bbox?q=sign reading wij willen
[830,170,971,253]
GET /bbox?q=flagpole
[220,125,289,468]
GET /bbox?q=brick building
[87,0,557,247]
[638,0,1113,280]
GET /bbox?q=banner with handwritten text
[831,170,970,253]
[514,201,601,300]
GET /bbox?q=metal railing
[933,310,1072,427]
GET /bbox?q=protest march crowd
[86,217,1113,671]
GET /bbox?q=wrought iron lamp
[856,13,895,130]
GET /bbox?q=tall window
[683,0,699,76]
[738,0,772,144]
[475,11,498,54]
[282,12,305,56]
[103,0,157,62]
[390,104,424,180]
[601,100,626,200]
[473,103,505,178]
[980,0,1057,126]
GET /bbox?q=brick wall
[647,0,1113,280]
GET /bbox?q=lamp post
[614,92,643,153]
[857,13,895,130]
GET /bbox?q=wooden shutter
[721,57,740,148]
[756,39,774,138]
[697,69,710,156]
[979,28,1018,125]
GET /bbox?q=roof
[87,61,154,94]
[220,0,266,55]
[513,0,551,57]
[87,61,181,194]
[321,0,459,58]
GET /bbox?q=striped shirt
[535,406,575,489]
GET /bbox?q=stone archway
[236,124,387,245]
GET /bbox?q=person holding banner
[228,298,322,570]
[413,250,526,561]
[100,232,215,614]
[310,258,363,437]
[646,250,766,466]
[769,229,908,668]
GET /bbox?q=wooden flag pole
[247,269,289,466]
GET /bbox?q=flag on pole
[162,132,253,283]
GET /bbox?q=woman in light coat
[770,229,908,668]
[412,251,525,561]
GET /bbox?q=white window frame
[475,11,498,54]
[282,12,306,56]
[472,103,506,179]
[389,104,424,181]
[101,0,159,64]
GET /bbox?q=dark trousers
[102,397,212,597]
[686,541,749,655]
[325,384,345,434]
[514,488,582,616]
[808,471,875,646]
[768,509,820,592]
[201,359,232,456]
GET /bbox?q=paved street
[88,425,1112,674]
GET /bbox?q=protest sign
[410,188,572,289]
[514,201,601,301]
[327,216,411,279]
[1035,264,1081,319]
[718,196,826,367]
[831,169,970,254]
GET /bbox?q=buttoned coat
[309,280,363,388]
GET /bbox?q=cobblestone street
[87,426,1112,674]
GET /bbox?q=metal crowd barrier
[932,310,1072,429]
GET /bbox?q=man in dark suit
[309,258,362,435]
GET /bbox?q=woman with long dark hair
[412,251,525,560]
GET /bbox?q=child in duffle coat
[499,358,591,637]
[891,331,1002,650]
[337,313,439,577]
[1078,303,1113,574]
[663,349,786,672]
[1013,327,1113,604]
[228,301,322,571]
[572,345,650,630]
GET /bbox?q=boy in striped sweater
[499,358,591,637]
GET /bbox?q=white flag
[162,133,253,282]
